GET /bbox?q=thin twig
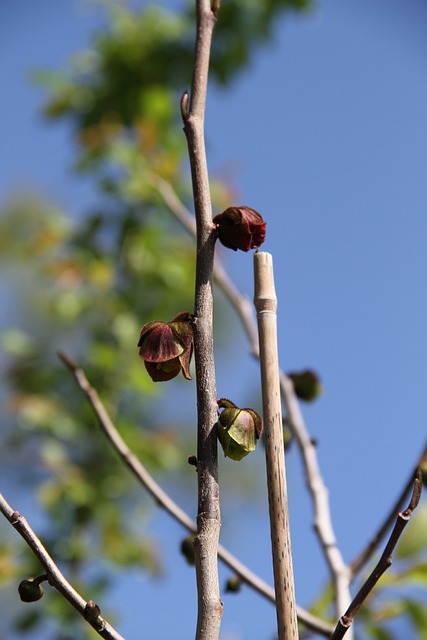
[182,1,222,638]
[331,469,423,639]
[0,493,125,640]
[349,440,427,578]
[148,173,352,622]
[58,351,333,637]
[254,252,298,640]
[280,373,352,626]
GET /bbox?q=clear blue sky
[1,1,426,639]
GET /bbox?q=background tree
[1,1,427,639]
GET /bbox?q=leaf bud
[287,369,322,402]
[216,398,263,461]
[84,600,101,623]
[213,206,266,252]
[138,312,194,382]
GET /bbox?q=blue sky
[1,1,427,639]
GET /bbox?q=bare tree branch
[331,469,423,640]
[58,351,334,637]
[349,440,427,578]
[254,252,299,640]
[148,173,352,623]
[279,373,352,626]
[181,1,222,637]
[0,493,125,640]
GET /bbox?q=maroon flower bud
[213,206,266,252]
[216,398,263,461]
[287,369,322,402]
[138,312,194,382]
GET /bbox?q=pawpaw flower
[216,398,263,461]
[138,312,194,382]
[213,206,266,252]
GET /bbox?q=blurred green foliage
[1,1,426,638]
[1,2,312,636]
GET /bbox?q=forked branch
[349,440,427,577]
[331,469,423,639]
[0,493,125,640]
[58,351,334,638]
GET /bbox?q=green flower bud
[18,576,46,602]
[288,369,322,402]
[180,535,196,565]
[225,576,242,593]
[216,398,262,461]
[283,422,293,450]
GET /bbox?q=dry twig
[58,351,334,638]
[331,468,423,639]
[0,493,125,640]
[349,440,427,578]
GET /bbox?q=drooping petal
[138,323,184,363]
[169,313,194,352]
[178,341,193,380]
[144,357,182,382]
[138,312,194,383]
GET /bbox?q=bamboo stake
[254,251,298,640]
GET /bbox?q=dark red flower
[213,206,266,252]
[138,312,194,382]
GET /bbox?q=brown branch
[148,174,352,621]
[58,351,333,637]
[0,493,125,640]
[349,440,427,577]
[254,252,299,639]
[279,374,352,625]
[331,469,423,640]
[147,173,259,350]
[182,1,222,638]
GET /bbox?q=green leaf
[363,624,396,640]
[402,598,427,638]
[0,329,36,357]
[395,507,427,559]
